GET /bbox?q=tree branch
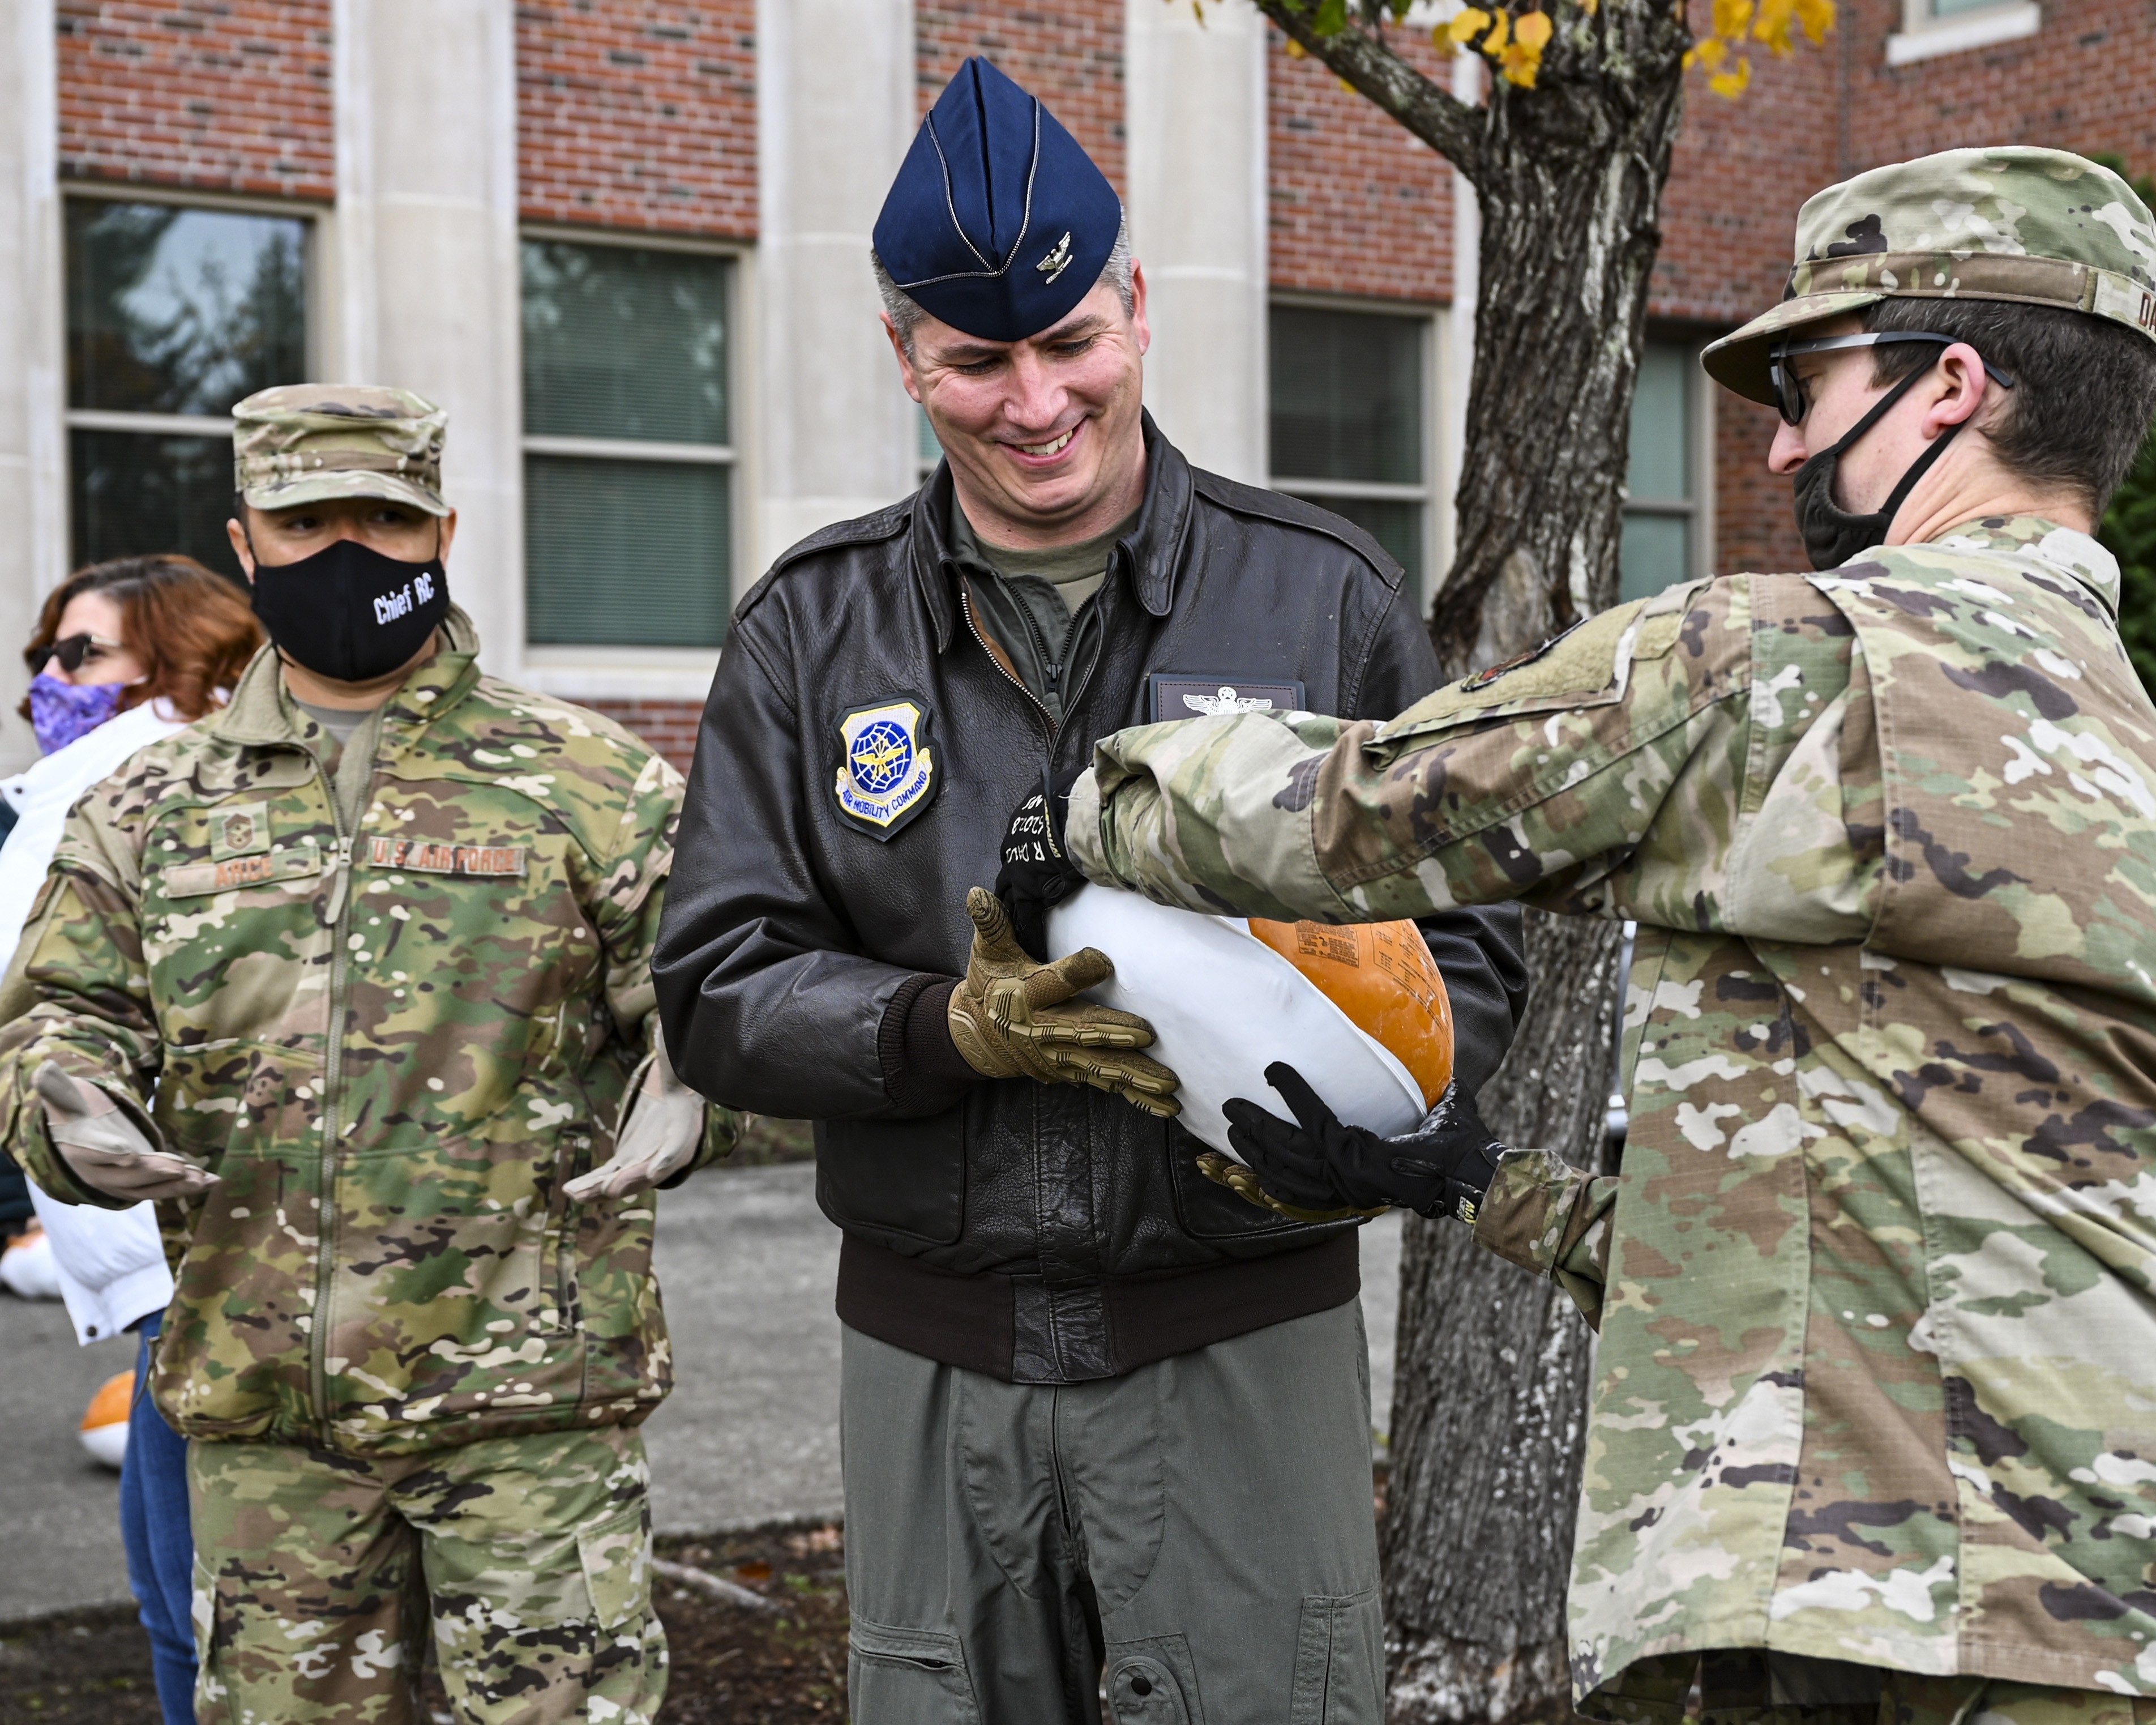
[1248,1,1490,185]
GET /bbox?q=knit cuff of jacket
[878,975,977,1116]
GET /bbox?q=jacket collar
[212,605,486,749]
[909,411,1194,652]
[1918,516,2123,617]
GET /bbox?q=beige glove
[948,887,1182,1118]
[565,1034,708,1202]
[34,1061,217,1202]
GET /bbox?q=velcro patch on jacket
[366,838,529,877]
[208,801,271,862]
[160,847,324,898]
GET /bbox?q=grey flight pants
[840,1299,1384,1725]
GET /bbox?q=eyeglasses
[25,632,125,675]
[1766,331,2016,426]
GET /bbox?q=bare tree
[1232,2,1830,1718]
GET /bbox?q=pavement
[0,1161,1403,1622]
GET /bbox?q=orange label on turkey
[1246,917,1454,1105]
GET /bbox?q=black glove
[1221,1063,1508,1223]
[995,771,1085,962]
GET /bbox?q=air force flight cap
[874,57,1124,344]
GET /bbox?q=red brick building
[0,0,2139,770]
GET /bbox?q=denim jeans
[120,1312,195,1725]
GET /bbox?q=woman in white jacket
[0,553,262,1725]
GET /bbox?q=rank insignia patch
[835,695,938,840]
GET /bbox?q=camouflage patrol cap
[1703,146,2156,405]
[231,383,450,516]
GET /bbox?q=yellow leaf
[1709,54,1752,96]
[1580,0,1597,13]
[1287,32,1307,54]
[1514,10,1553,48]
[1795,0,1835,41]
[1691,34,1727,67]
[1713,0,1753,37]
[1498,39,1544,85]
[1448,7,1493,44]
[1483,7,1512,52]
[1431,25,1458,55]
[1753,0,1796,53]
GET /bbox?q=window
[1269,304,1431,591]
[1619,342,1707,603]
[1888,0,2040,62]
[65,198,309,578]
[521,239,735,649]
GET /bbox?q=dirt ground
[0,1522,850,1725]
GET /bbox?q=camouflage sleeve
[0,802,165,1210]
[586,752,739,1173]
[1473,1148,1618,1328]
[1068,577,1756,928]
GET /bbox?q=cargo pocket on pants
[1290,1589,1384,1725]
[576,1500,652,1632]
[848,1616,979,1724]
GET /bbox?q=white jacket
[3,698,189,1344]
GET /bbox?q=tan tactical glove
[948,887,1182,1118]
[565,1032,708,1202]
[34,1061,217,1202]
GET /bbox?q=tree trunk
[1382,910,1623,1724]
[1244,6,1691,1719]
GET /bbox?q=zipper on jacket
[307,777,358,1444]
[959,583,1057,736]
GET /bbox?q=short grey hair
[872,215,1135,355]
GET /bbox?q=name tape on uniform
[366,839,529,877]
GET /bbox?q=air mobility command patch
[835,695,938,840]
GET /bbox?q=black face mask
[250,538,450,684]
[1791,361,1971,571]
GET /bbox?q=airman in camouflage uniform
[4,385,735,1724]
[1064,149,2156,1724]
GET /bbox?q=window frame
[516,224,752,692]
[61,183,322,568]
[1265,291,1440,604]
[1888,0,2040,65]
[1620,332,1717,597]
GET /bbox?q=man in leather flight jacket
[654,57,1528,1724]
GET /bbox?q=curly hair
[19,555,265,725]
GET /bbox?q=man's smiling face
[889,267,1152,548]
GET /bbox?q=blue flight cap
[873,57,1124,344]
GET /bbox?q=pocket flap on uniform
[849,1617,966,1672]
[575,1499,651,1632]
[159,847,324,898]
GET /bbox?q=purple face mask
[29,673,127,755]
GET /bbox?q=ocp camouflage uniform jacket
[2,609,734,1456]
[1068,518,2156,1707]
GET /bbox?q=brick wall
[918,2,1125,196]
[1842,0,2156,178]
[57,0,335,199]
[1663,2,2156,579]
[1268,25,1452,304]
[586,698,703,774]
[517,0,757,237]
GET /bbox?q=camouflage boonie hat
[231,383,450,516]
[1704,146,2156,405]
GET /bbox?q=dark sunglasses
[1767,331,2016,426]
[25,631,124,675]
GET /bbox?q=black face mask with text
[250,538,451,684]
[1791,360,1971,571]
